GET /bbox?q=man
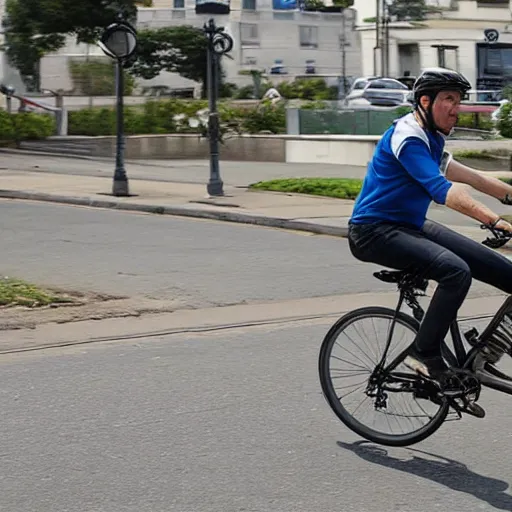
[348,67,512,384]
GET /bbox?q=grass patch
[249,178,363,200]
[500,177,512,185]
[453,149,503,160]
[0,277,74,307]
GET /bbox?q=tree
[3,0,138,91]
[129,26,212,97]
[387,0,427,21]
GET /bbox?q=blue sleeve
[397,138,452,205]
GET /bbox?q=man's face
[420,90,462,134]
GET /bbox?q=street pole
[374,0,381,76]
[341,10,346,96]
[203,19,233,197]
[113,59,129,196]
[98,14,137,198]
[380,0,385,76]
[206,24,222,197]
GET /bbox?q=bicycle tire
[319,306,450,447]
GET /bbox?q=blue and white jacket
[350,113,452,230]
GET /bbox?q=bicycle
[319,224,512,447]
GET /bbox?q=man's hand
[494,218,512,233]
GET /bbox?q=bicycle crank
[440,370,485,419]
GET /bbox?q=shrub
[240,102,286,134]
[13,112,56,140]
[0,111,55,143]
[277,78,337,101]
[497,102,512,139]
[68,99,286,136]
[457,112,493,131]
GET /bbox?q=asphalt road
[2,200,501,307]
[0,199,390,307]
[1,322,511,512]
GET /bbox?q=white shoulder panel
[390,113,430,158]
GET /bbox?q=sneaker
[404,346,449,381]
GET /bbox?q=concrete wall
[92,134,288,162]
[39,133,378,166]
[286,135,378,165]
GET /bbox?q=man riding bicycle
[348,67,512,389]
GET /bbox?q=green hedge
[0,111,55,142]
[67,98,502,138]
[457,112,493,131]
[497,102,512,138]
[68,99,287,136]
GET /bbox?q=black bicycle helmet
[413,67,471,134]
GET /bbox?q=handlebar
[481,223,512,249]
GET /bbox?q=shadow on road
[337,440,512,511]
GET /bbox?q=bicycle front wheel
[319,306,449,447]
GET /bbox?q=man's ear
[419,95,430,110]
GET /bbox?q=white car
[345,78,413,108]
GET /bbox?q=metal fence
[297,108,403,136]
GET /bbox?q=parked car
[345,78,413,108]
[344,76,380,103]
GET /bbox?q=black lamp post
[98,14,137,197]
[203,19,233,197]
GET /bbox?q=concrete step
[19,139,97,156]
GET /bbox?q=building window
[244,56,258,66]
[241,23,259,45]
[432,44,459,71]
[242,0,256,9]
[270,59,287,74]
[273,11,294,19]
[174,0,185,7]
[299,26,318,48]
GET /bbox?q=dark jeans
[348,219,512,354]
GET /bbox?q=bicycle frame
[374,286,512,396]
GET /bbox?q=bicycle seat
[373,269,428,291]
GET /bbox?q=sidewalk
[1,169,512,253]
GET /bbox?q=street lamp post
[203,19,233,197]
[98,14,137,197]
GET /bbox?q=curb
[0,189,350,238]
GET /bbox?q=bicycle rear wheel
[319,306,449,447]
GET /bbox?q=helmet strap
[416,91,450,136]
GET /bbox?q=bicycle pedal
[448,399,486,419]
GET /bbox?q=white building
[353,0,512,92]
[37,0,363,95]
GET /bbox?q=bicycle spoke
[352,320,380,364]
[330,354,368,372]
[338,328,376,369]
[323,310,445,441]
